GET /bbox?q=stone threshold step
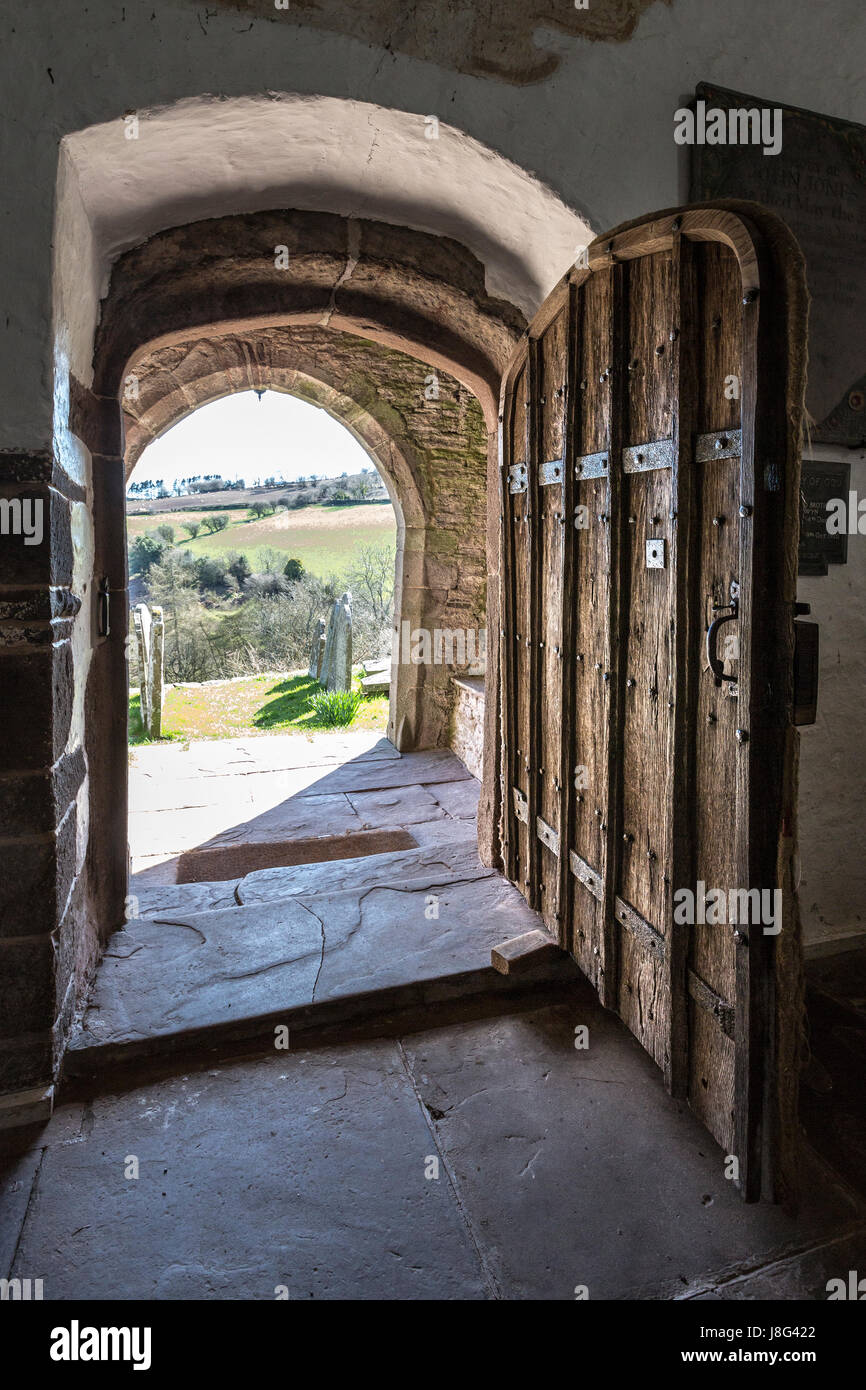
[64,954,576,1081]
[68,869,574,1079]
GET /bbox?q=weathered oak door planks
[499,207,804,1202]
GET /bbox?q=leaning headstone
[319,591,353,692]
[361,669,390,694]
[308,617,326,680]
[360,656,390,693]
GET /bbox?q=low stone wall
[449,675,485,781]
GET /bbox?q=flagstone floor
[3,998,864,1300]
[1,733,862,1301]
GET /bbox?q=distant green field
[127,501,396,578]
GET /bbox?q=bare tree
[351,474,376,500]
[349,543,395,624]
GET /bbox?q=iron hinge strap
[623,438,673,473]
[536,816,560,856]
[569,849,603,901]
[695,429,742,462]
[614,897,666,960]
[688,969,736,1038]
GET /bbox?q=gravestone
[319,591,353,692]
[132,602,165,738]
[690,83,866,448]
[361,670,390,694]
[308,617,326,680]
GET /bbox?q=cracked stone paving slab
[69,872,542,1048]
[2,1045,487,1300]
[399,1003,866,1300]
[236,837,489,904]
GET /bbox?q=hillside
[127,500,396,579]
[126,470,389,515]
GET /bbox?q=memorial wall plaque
[798,459,850,576]
[691,83,866,448]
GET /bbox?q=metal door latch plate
[646,538,666,569]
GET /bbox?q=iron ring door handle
[706,598,739,686]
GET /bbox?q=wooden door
[499,206,806,1203]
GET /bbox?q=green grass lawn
[127,502,396,578]
[129,673,389,743]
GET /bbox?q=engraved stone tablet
[798,459,851,575]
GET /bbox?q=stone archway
[122,323,492,753]
[90,210,525,421]
[0,98,589,1120]
[66,212,526,994]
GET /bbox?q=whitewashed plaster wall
[54,97,590,394]
[0,0,861,445]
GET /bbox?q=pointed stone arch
[122,322,493,752]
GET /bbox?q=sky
[129,390,374,488]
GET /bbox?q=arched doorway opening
[126,386,399,719]
[125,385,406,888]
[76,208,531,953]
[4,93,589,1113]
[120,329,491,755]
